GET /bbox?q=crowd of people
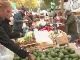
[13,6,80,47]
[0,0,80,60]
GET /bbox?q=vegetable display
[13,46,80,60]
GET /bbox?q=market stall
[16,29,69,50]
[13,28,80,60]
[13,16,80,60]
[72,8,80,16]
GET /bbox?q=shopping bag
[22,23,26,29]
[34,29,53,44]
[0,44,14,60]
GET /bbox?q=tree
[24,0,38,8]
[43,0,60,7]
[40,0,49,10]
[40,0,60,10]
[10,0,38,9]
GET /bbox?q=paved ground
[69,43,80,55]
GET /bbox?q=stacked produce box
[16,31,38,50]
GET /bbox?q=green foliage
[43,0,60,6]
[40,0,60,10]
[10,0,38,9]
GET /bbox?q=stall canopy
[72,8,80,12]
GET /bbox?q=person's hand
[0,44,3,47]
[60,23,65,26]
[22,19,28,23]
[11,39,15,42]
[20,32,23,37]
[28,53,35,60]
[75,40,80,47]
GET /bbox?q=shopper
[0,0,35,60]
[1,18,21,39]
[13,6,27,35]
[64,10,79,42]
[56,11,66,23]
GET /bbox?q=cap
[20,7,26,11]
[65,10,71,13]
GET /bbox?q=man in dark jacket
[13,7,27,34]
[65,10,79,42]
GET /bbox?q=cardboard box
[58,25,66,32]
[55,31,69,45]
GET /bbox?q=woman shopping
[0,0,35,60]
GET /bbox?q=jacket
[65,13,78,38]
[1,19,20,39]
[13,11,24,30]
[0,18,29,59]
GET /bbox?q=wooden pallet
[25,43,56,51]
[19,41,56,51]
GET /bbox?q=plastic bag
[0,44,14,60]
[22,23,26,29]
[0,53,3,60]
[34,30,53,44]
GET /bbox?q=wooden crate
[55,31,69,45]
[58,25,66,32]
